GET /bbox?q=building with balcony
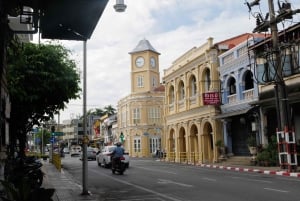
[216,33,268,156]
[162,35,259,164]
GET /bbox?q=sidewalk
[42,160,99,201]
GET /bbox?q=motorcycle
[111,156,126,175]
[4,156,44,189]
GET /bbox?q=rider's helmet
[116,142,122,147]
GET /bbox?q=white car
[70,145,82,157]
[96,145,130,168]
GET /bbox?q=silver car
[96,145,130,168]
[80,147,97,160]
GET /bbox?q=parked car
[70,145,82,157]
[96,145,130,168]
[80,147,97,160]
[63,147,70,154]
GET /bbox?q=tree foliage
[7,40,81,157]
[84,105,116,119]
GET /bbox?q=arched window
[169,86,175,104]
[190,75,197,97]
[244,71,254,90]
[229,77,236,95]
[179,81,185,100]
[204,69,211,91]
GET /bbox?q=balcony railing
[228,94,237,104]
[243,89,254,100]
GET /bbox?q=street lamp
[114,0,127,12]
[81,0,127,195]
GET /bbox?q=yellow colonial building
[117,39,165,157]
[163,37,223,163]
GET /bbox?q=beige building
[163,37,226,164]
[117,39,165,157]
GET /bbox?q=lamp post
[82,40,88,195]
[81,0,127,195]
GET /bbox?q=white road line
[157,179,193,187]
[202,177,217,182]
[135,166,177,175]
[231,176,272,183]
[264,188,289,193]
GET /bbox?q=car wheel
[125,163,129,168]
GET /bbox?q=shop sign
[203,92,220,105]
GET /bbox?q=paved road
[61,156,300,201]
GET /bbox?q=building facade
[217,33,268,156]
[253,23,300,146]
[163,37,223,163]
[117,39,165,157]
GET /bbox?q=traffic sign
[52,132,64,136]
[50,137,56,143]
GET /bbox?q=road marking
[231,176,272,183]
[202,177,217,182]
[264,188,289,193]
[135,166,177,175]
[89,169,186,201]
[157,179,193,187]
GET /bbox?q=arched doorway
[190,124,198,153]
[178,127,186,161]
[202,122,213,163]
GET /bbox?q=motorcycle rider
[111,142,124,170]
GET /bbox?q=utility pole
[268,0,290,131]
[247,0,300,171]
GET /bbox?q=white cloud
[51,0,300,122]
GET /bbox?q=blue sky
[50,0,300,122]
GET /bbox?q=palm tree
[93,108,105,116]
[104,105,116,115]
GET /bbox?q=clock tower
[129,39,160,93]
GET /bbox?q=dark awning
[22,0,109,41]
[214,109,250,119]
[41,0,108,40]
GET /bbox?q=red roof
[216,33,269,49]
[153,84,165,92]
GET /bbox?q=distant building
[117,39,165,157]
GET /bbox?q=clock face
[150,57,156,68]
[135,56,145,67]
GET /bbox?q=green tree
[7,40,81,157]
[94,108,105,116]
[35,128,51,153]
[104,105,116,116]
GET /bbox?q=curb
[198,164,300,178]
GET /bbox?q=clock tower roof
[129,39,160,55]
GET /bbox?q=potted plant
[257,149,271,166]
[215,139,226,160]
[247,135,257,155]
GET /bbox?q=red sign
[203,92,220,105]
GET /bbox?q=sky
[38,0,300,123]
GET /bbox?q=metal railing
[165,152,203,165]
[52,153,61,171]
